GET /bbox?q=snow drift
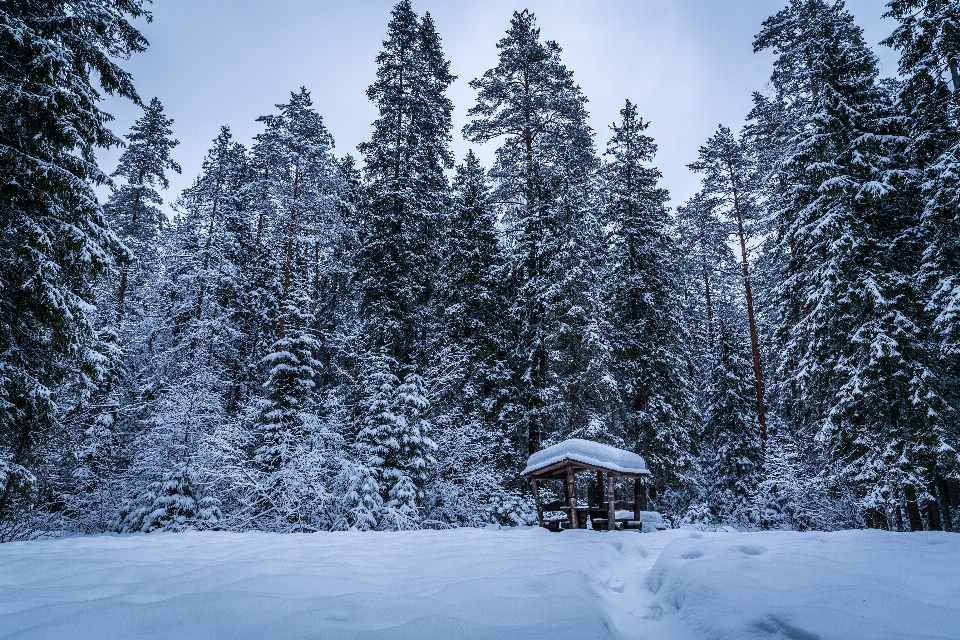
[1,528,958,639]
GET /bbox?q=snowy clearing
[1,528,958,640]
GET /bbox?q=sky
[97,0,900,211]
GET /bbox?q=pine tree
[601,100,695,491]
[238,89,347,529]
[464,10,611,457]
[252,88,342,346]
[675,191,731,356]
[0,0,150,528]
[356,0,455,366]
[689,126,768,446]
[67,99,182,532]
[161,126,252,423]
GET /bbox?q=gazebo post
[634,478,642,522]
[595,470,603,508]
[607,474,616,531]
[531,478,545,528]
[566,467,579,529]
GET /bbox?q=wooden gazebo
[522,439,650,531]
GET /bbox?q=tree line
[1,0,958,538]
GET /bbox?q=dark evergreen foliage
[601,100,695,493]
[0,0,150,529]
[355,0,455,366]
[464,10,611,459]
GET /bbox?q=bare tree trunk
[727,163,767,447]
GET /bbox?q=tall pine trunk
[727,161,767,447]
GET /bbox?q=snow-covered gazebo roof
[521,438,649,478]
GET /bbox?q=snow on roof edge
[522,438,649,476]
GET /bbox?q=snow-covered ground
[2,528,958,639]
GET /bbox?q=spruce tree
[885,3,960,501]
[255,302,320,471]
[464,10,611,456]
[106,97,181,324]
[0,0,150,527]
[356,0,455,366]
[243,89,345,525]
[439,151,504,359]
[699,304,763,523]
[116,463,221,533]
[601,100,695,490]
[353,350,435,528]
[755,0,954,525]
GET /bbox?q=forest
[1,0,959,540]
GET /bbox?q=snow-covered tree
[353,350,436,528]
[355,0,455,367]
[106,97,181,325]
[116,463,221,533]
[423,150,523,525]
[464,10,612,457]
[255,302,320,471]
[688,126,768,446]
[601,99,695,491]
[0,0,150,530]
[755,0,955,525]
[697,305,763,524]
[66,99,183,532]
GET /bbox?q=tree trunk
[531,479,544,527]
[935,475,952,532]
[727,163,767,447]
[633,479,642,521]
[925,481,943,531]
[904,484,924,531]
[115,266,130,325]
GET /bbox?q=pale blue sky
[98,0,898,210]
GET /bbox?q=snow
[522,438,649,476]
[616,510,667,530]
[3,529,959,640]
